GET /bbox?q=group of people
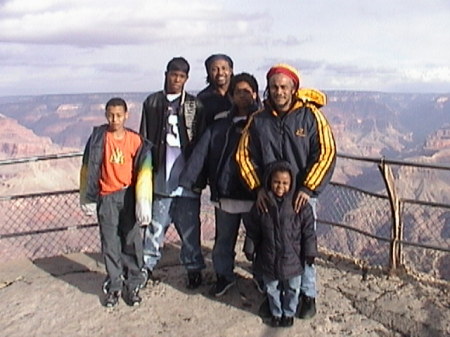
[79,53,336,328]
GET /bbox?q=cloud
[0,0,269,47]
[270,35,311,47]
[0,0,449,95]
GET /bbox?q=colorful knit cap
[266,64,301,90]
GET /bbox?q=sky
[0,0,449,96]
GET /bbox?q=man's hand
[256,188,270,213]
[294,190,310,213]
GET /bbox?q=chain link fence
[401,201,450,280]
[317,183,392,268]
[0,153,449,282]
[0,189,216,261]
[0,191,99,260]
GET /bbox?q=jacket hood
[263,160,295,196]
[264,87,327,115]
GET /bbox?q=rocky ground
[0,239,448,337]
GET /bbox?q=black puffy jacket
[245,161,317,280]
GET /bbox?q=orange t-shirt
[99,130,142,195]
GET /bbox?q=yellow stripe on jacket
[304,104,336,191]
[236,113,261,191]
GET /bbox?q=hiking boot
[186,271,202,289]
[124,288,142,307]
[210,275,235,297]
[298,295,316,319]
[270,315,282,328]
[280,316,294,327]
[104,291,120,308]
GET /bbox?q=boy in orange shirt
[80,97,153,307]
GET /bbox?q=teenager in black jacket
[139,57,205,289]
[180,73,260,297]
[245,161,317,328]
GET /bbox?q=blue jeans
[213,208,249,281]
[143,196,205,272]
[300,197,317,298]
[263,274,301,318]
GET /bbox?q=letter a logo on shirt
[110,148,125,164]
[295,128,306,137]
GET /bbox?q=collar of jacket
[231,101,261,118]
[202,84,230,98]
[264,99,305,117]
[163,89,186,105]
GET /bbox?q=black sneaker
[139,268,151,289]
[124,288,142,307]
[102,275,125,294]
[104,291,120,308]
[186,271,202,289]
[298,295,316,319]
[270,315,282,328]
[280,316,294,327]
[102,277,111,295]
[210,275,235,297]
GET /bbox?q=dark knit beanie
[166,57,190,75]
[204,54,234,73]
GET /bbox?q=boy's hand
[137,215,151,227]
[305,256,315,266]
[136,201,152,226]
[256,188,270,213]
[81,203,96,217]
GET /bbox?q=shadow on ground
[33,253,105,301]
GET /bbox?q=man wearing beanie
[139,57,205,290]
[195,54,234,136]
[236,63,336,319]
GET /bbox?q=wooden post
[378,159,402,272]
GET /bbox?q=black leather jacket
[139,90,201,172]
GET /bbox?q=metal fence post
[378,159,402,272]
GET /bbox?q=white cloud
[0,0,267,47]
[404,67,450,83]
[0,0,449,95]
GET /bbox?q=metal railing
[0,153,449,282]
[317,154,450,282]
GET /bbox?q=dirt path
[0,240,448,337]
